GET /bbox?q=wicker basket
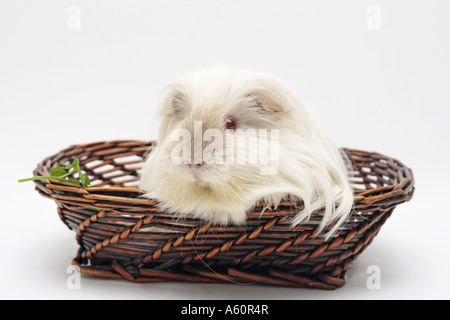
[32,140,414,289]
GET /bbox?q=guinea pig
[139,66,354,238]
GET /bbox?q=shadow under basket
[32,140,414,290]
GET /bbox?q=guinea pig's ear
[161,85,190,118]
[171,91,186,115]
[245,89,284,115]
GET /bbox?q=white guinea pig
[139,66,354,238]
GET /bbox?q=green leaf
[67,179,81,186]
[60,160,74,170]
[20,158,91,188]
[80,174,91,188]
[50,166,67,177]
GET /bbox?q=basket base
[72,252,347,290]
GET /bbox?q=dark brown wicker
[32,140,414,289]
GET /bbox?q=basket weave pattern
[33,140,414,289]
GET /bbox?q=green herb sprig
[18,158,91,188]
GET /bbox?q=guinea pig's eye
[225,117,237,131]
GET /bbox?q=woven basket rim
[33,139,415,210]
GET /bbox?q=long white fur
[139,66,354,239]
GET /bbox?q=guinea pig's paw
[263,195,281,211]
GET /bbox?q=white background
[1,0,449,299]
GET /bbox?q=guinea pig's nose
[188,163,203,168]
